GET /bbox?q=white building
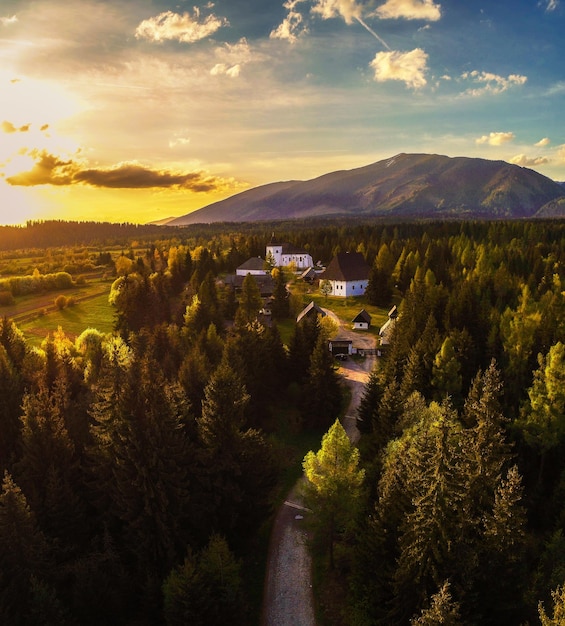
[319,252,370,298]
[266,235,313,269]
[236,257,268,276]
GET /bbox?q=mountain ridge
[167,153,565,225]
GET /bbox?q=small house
[296,301,326,324]
[379,305,399,348]
[299,267,317,283]
[236,257,268,276]
[352,309,372,330]
[319,251,370,297]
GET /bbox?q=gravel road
[261,324,376,625]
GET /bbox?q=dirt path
[261,326,376,625]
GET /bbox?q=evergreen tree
[303,419,365,568]
[163,535,245,626]
[0,344,24,471]
[519,342,565,484]
[89,356,193,609]
[235,273,263,326]
[410,581,462,626]
[302,333,342,429]
[539,584,565,626]
[431,336,462,403]
[0,472,57,623]
[271,267,290,319]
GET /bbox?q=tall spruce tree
[302,333,342,429]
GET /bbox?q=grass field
[291,281,390,335]
[11,286,115,347]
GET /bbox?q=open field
[1,280,114,347]
[18,291,115,347]
[291,280,390,336]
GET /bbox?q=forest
[2,218,565,624]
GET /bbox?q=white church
[265,234,313,269]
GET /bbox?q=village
[224,234,397,358]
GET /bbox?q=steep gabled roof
[321,252,370,281]
[296,300,326,324]
[237,257,266,272]
[352,309,372,324]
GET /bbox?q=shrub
[55,295,68,310]
[0,291,15,306]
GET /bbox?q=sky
[0,0,564,226]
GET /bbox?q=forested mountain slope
[169,153,565,224]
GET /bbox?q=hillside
[168,153,565,224]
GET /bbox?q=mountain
[169,153,565,225]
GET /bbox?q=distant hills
[167,153,565,225]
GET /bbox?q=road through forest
[261,323,376,625]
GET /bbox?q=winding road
[261,322,376,625]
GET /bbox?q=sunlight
[0,180,39,225]
[0,70,83,128]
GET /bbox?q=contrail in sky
[355,15,391,50]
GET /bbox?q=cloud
[370,48,428,89]
[270,0,309,43]
[0,15,17,26]
[541,0,559,11]
[135,8,228,43]
[535,137,551,147]
[461,71,527,96]
[545,81,565,96]
[5,149,243,193]
[510,154,550,167]
[210,38,252,77]
[375,0,442,21]
[476,132,515,146]
[311,0,363,24]
[557,145,565,164]
[2,121,31,134]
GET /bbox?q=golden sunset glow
[0,1,564,225]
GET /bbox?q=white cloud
[461,71,527,97]
[210,38,252,78]
[311,0,363,24]
[375,0,442,21]
[558,145,565,164]
[370,48,428,89]
[0,15,18,26]
[270,0,309,42]
[476,132,515,146]
[510,154,549,167]
[535,137,551,147]
[542,0,559,12]
[135,9,228,43]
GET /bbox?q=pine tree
[163,535,245,626]
[0,344,24,471]
[539,585,565,626]
[89,356,193,600]
[0,472,55,623]
[271,267,290,319]
[303,419,365,568]
[431,336,462,403]
[519,342,565,484]
[235,273,263,326]
[410,581,462,626]
[302,333,342,429]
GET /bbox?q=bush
[55,295,68,310]
[0,291,15,306]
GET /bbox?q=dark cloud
[5,149,239,193]
[2,120,31,133]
